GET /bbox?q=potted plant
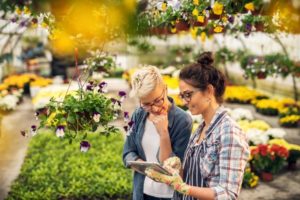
[250,144,289,181]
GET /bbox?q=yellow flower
[23,6,31,15]
[245,2,255,11]
[193,0,199,6]
[214,26,223,33]
[213,2,223,15]
[269,138,300,151]
[161,1,167,11]
[41,22,48,28]
[190,27,198,38]
[197,15,205,23]
[222,16,228,23]
[192,8,199,16]
[171,27,177,33]
[15,7,22,15]
[280,115,300,124]
[200,32,206,42]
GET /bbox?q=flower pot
[261,172,273,182]
[150,27,170,35]
[175,20,190,31]
[287,160,297,171]
[255,22,265,32]
[256,72,266,79]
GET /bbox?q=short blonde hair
[130,66,164,98]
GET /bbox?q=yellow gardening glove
[145,165,191,195]
[163,156,181,171]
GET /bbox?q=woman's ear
[206,84,215,98]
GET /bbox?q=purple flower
[34,112,40,120]
[124,112,130,123]
[11,17,18,23]
[80,141,91,152]
[56,125,65,138]
[32,18,38,24]
[206,6,212,10]
[128,120,134,128]
[118,91,127,102]
[246,23,252,32]
[31,125,37,136]
[98,81,108,93]
[228,16,234,24]
[124,120,134,136]
[20,20,27,27]
[111,98,121,107]
[123,125,128,132]
[86,84,93,91]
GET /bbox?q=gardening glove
[162,156,181,171]
[145,165,191,195]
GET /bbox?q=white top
[142,119,174,198]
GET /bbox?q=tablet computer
[128,161,172,176]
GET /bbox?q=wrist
[174,182,191,195]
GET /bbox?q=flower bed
[6,132,132,200]
[224,86,268,104]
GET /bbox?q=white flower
[230,108,253,121]
[265,128,286,139]
[0,95,19,111]
[246,128,269,145]
[56,126,65,138]
[93,113,101,122]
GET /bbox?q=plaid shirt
[175,106,249,200]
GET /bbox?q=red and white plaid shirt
[175,106,249,200]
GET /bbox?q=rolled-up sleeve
[122,111,140,168]
[210,125,249,200]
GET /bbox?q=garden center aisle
[1,79,299,200]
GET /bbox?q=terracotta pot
[150,27,170,35]
[255,22,265,32]
[175,20,190,31]
[261,172,273,182]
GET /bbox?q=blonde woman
[123,66,192,200]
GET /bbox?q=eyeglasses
[179,89,200,103]
[140,87,166,111]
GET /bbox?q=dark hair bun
[197,52,213,66]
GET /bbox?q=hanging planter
[256,71,267,79]
[255,22,265,32]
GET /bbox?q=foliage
[84,51,118,74]
[6,132,132,200]
[240,53,296,79]
[127,38,156,54]
[242,167,259,188]
[214,47,236,64]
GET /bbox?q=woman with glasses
[123,66,193,200]
[146,52,249,200]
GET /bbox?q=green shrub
[6,132,132,200]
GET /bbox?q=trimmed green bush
[6,132,132,200]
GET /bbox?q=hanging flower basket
[256,72,267,79]
[255,22,265,32]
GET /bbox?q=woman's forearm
[159,131,172,163]
[188,186,215,200]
